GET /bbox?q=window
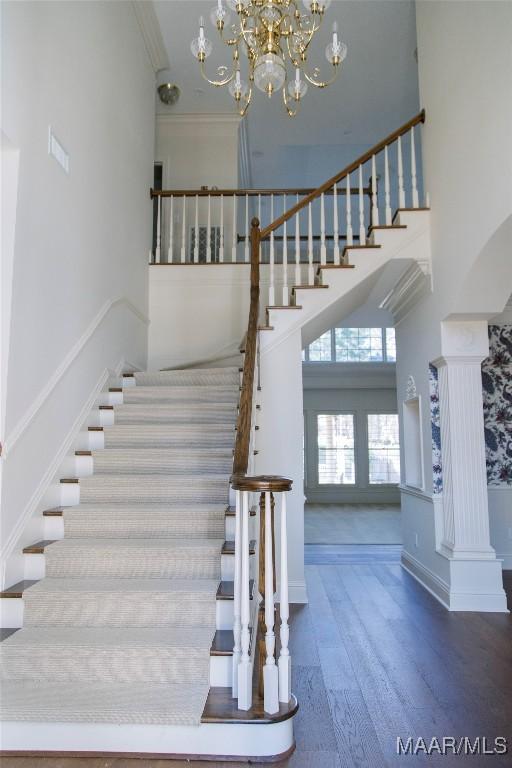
[335,327,383,362]
[317,414,355,484]
[303,327,396,362]
[368,414,400,484]
[308,331,332,361]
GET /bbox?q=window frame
[303,327,396,363]
[365,411,401,487]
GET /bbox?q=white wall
[1,1,155,577]
[395,1,512,604]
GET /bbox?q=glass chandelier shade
[190,0,347,117]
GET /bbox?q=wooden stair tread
[369,224,407,231]
[88,427,104,432]
[43,507,65,517]
[22,540,56,554]
[75,450,92,457]
[109,387,122,392]
[258,325,274,331]
[317,264,355,269]
[210,629,237,656]
[292,284,329,290]
[99,405,114,410]
[0,580,38,598]
[202,687,298,725]
[60,478,79,484]
[122,373,135,378]
[0,628,20,642]
[266,305,302,310]
[216,580,254,600]
[222,540,256,555]
[225,505,256,517]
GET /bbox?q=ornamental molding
[132,1,169,73]
[405,375,417,400]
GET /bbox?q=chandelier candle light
[190,0,347,117]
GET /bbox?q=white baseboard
[401,550,450,609]
[497,554,512,570]
[288,580,308,604]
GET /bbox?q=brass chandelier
[190,0,347,117]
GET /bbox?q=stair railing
[227,109,426,715]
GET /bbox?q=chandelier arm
[303,65,340,89]
[199,58,237,87]
[282,84,301,118]
[238,86,253,117]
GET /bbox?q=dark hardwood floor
[3,547,512,767]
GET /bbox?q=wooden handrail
[150,186,370,199]
[232,217,261,476]
[260,109,425,239]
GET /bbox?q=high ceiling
[153,0,420,187]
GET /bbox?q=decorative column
[433,321,507,611]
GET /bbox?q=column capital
[438,319,489,362]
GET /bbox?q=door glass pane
[317,414,355,484]
[368,414,400,484]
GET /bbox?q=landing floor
[305,503,402,545]
[3,551,511,768]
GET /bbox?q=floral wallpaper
[429,363,443,494]
[482,325,512,486]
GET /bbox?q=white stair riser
[2,596,241,633]
[23,552,252,581]
[0,718,295,758]
[122,376,136,387]
[45,513,253,542]
[210,655,231,687]
[97,391,123,407]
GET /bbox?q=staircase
[0,367,296,759]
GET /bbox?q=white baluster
[269,194,275,305]
[410,126,419,208]
[307,201,314,285]
[358,165,366,245]
[180,195,186,263]
[167,195,174,263]
[232,489,242,697]
[278,492,291,703]
[219,194,225,262]
[320,192,327,265]
[333,183,340,264]
[231,194,237,262]
[194,194,199,263]
[346,172,353,247]
[384,145,392,226]
[237,490,252,710]
[258,195,263,262]
[397,135,405,209]
[263,491,279,714]
[282,195,288,305]
[294,194,301,286]
[155,195,161,264]
[206,194,212,263]
[244,194,250,263]
[371,154,379,227]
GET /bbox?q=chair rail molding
[2,297,148,458]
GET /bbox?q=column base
[402,550,508,612]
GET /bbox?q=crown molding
[132,0,169,73]
[156,113,242,126]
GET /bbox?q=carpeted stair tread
[103,423,234,448]
[0,680,210,725]
[23,577,219,627]
[122,385,239,404]
[111,403,237,425]
[0,626,214,684]
[134,367,239,387]
[91,448,233,475]
[78,473,230,504]
[62,503,226,538]
[44,538,224,579]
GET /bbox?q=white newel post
[278,492,291,703]
[237,490,252,709]
[432,321,507,612]
[410,126,419,209]
[232,489,242,696]
[263,491,279,714]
